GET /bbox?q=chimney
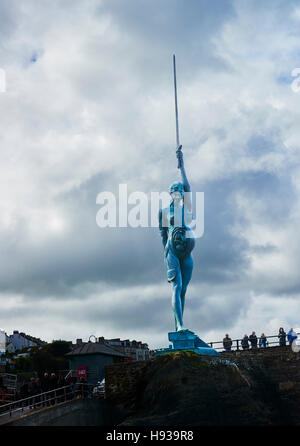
[76,339,83,345]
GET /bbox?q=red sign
[77,366,87,378]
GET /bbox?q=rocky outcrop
[105,347,300,426]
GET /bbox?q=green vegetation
[12,340,71,377]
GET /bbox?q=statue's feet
[177,326,188,332]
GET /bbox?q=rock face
[105,348,299,426]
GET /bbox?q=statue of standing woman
[159,146,195,332]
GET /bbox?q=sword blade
[173,54,180,149]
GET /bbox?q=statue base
[155,329,219,356]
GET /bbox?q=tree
[47,340,71,357]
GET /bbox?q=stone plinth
[156,329,219,356]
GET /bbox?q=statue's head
[169,181,184,201]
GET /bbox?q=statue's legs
[179,254,193,318]
[171,273,183,331]
[166,247,193,331]
[165,247,183,331]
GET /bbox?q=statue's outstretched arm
[177,147,192,211]
[177,147,190,192]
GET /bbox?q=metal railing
[0,382,91,423]
[208,332,300,352]
[64,369,76,380]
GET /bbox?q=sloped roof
[66,342,126,358]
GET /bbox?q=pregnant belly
[170,226,195,258]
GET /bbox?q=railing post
[54,390,57,405]
[64,387,67,402]
[236,339,239,350]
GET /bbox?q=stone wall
[221,346,300,424]
[105,359,151,409]
[104,346,300,425]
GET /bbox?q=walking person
[241,334,249,350]
[278,327,286,347]
[223,334,233,352]
[259,333,267,348]
[249,331,258,349]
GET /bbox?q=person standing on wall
[249,332,258,349]
[223,334,233,351]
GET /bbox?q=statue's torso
[161,204,195,258]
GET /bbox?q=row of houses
[0,330,47,369]
[1,330,154,383]
[4,330,47,353]
[1,331,152,360]
[1,329,154,384]
[94,337,151,361]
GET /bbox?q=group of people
[0,371,92,410]
[19,372,68,407]
[240,332,268,350]
[18,372,83,408]
[277,328,298,346]
[223,328,298,351]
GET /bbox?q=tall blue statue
[158,55,196,333]
[159,146,195,332]
[155,55,219,356]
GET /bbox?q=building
[98,337,153,361]
[7,331,47,351]
[0,329,5,356]
[5,343,16,354]
[66,340,126,385]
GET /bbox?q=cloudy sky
[1,0,300,349]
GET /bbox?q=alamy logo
[96,184,204,238]
[0,69,6,93]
